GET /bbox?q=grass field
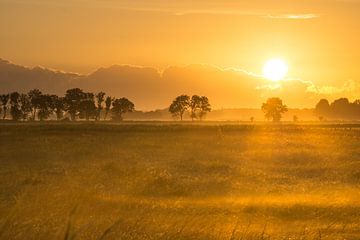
[0,123,360,239]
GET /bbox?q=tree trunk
[3,107,6,120]
[32,109,36,121]
[71,112,76,121]
[104,110,108,120]
[95,110,99,121]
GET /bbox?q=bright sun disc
[263,58,288,81]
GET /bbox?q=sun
[263,58,288,81]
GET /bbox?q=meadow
[0,122,360,239]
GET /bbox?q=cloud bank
[2,0,320,20]
[0,58,358,110]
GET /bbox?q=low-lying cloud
[265,14,319,19]
[0,58,358,110]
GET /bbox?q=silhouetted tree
[190,95,201,121]
[315,99,331,120]
[28,89,43,120]
[111,98,135,121]
[79,92,96,121]
[10,92,22,121]
[353,100,360,119]
[104,96,113,120]
[64,88,86,121]
[95,92,106,121]
[37,94,55,121]
[169,95,190,121]
[51,95,65,120]
[0,94,10,120]
[19,94,32,121]
[331,98,351,119]
[262,97,288,122]
[293,115,298,122]
[316,98,360,120]
[198,96,211,120]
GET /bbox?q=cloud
[1,0,320,21]
[306,79,360,97]
[173,9,258,16]
[0,58,358,110]
[265,14,319,19]
[119,8,319,20]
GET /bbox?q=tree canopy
[315,98,360,120]
[262,97,288,122]
[111,98,135,121]
[0,88,136,122]
[169,95,211,121]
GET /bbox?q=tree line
[315,98,360,120]
[261,97,360,122]
[0,90,214,122]
[0,88,135,121]
[1,89,358,122]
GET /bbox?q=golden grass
[0,123,359,239]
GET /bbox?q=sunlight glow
[263,59,288,81]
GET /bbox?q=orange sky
[1,0,360,108]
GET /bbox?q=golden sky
[1,0,360,108]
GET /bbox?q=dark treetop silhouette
[0,87,359,121]
[0,89,214,122]
[1,88,135,121]
[262,97,288,122]
[169,95,211,121]
[315,98,360,120]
